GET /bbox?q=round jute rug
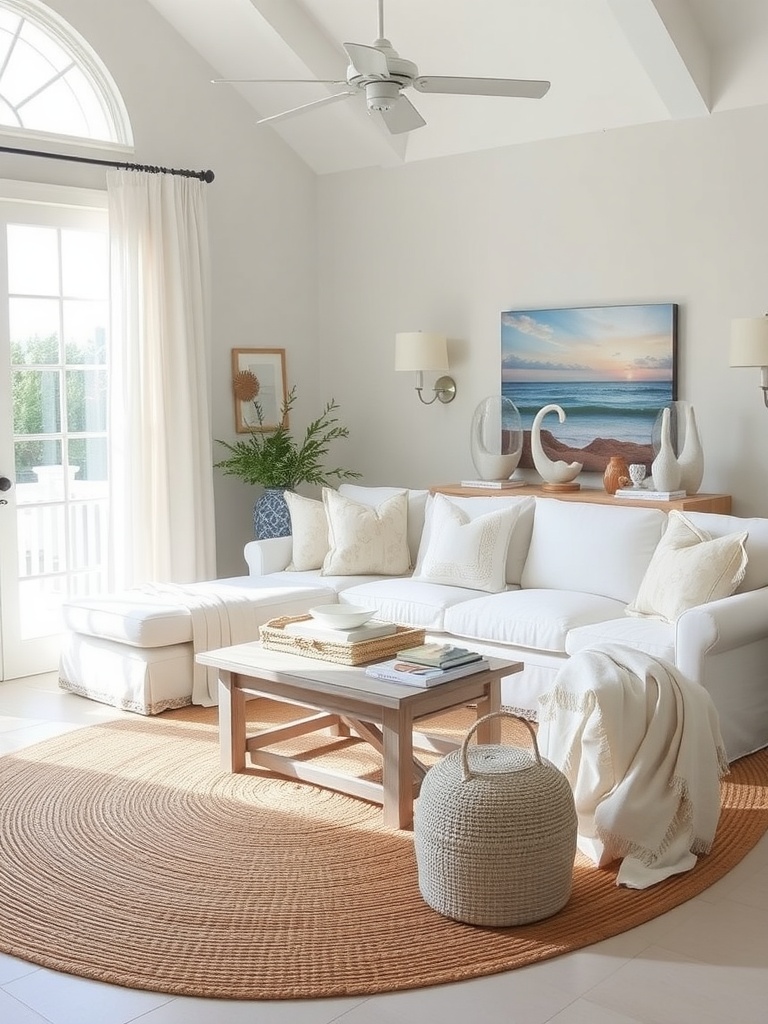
[1,701,767,1001]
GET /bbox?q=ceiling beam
[607,0,710,118]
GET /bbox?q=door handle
[0,476,11,504]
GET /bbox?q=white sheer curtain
[107,169,216,589]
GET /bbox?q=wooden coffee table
[196,642,521,829]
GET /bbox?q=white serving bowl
[308,605,373,630]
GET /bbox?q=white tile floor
[1,673,768,1024]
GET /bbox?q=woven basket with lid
[414,711,577,926]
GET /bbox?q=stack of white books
[614,488,686,501]
[459,479,525,489]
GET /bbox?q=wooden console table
[431,484,732,514]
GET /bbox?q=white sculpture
[470,396,523,481]
[677,404,704,495]
[530,404,583,487]
[651,406,682,492]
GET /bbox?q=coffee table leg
[218,670,246,772]
[475,677,502,745]
[382,706,414,829]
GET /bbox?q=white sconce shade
[730,316,768,366]
[394,331,456,405]
[730,315,768,407]
[394,332,450,372]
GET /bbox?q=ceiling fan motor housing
[346,39,417,111]
[364,80,400,111]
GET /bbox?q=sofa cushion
[338,483,429,566]
[414,493,522,593]
[61,577,337,648]
[444,589,627,654]
[339,578,484,631]
[566,617,675,662]
[285,492,328,571]
[521,498,665,604]
[683,511,768,593]
[415,493,535,585]
[321,488,411,576]
[626,511,748,624]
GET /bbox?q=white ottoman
[59,576,337,714]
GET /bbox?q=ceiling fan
[212,0,550,135]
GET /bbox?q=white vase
[470,396,523,480]
[677,405,704,495]
[651,407,681,492]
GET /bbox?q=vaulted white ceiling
[146,0,768,175]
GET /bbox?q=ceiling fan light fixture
[365,80,400,111]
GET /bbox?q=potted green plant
[215,385,360,538]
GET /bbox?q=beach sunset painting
[501,303,677,471]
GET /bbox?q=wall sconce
[730,315,768,407]
[394,331,456,405]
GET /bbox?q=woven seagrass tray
[259,614,426,666]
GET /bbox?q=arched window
[0,0,132,146]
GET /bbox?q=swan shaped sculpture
[531,404,582,488]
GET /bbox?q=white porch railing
[16,479,109,594]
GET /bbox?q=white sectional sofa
[59,483,768,762]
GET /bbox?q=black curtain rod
[0,144,214,182]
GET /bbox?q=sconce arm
[415,375,456,405]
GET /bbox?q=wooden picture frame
[232,348,288,433]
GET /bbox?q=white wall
[6,0,768,585]
[316,103,768,518]
[0,0,318,577]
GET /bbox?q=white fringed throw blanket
[140,582,270,707]
[537,643,729,889]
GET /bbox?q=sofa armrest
[243,537,292,576]
[676,587,768,672]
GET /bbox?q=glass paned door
[0,190,108,679]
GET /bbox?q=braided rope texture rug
[0,700,767,1001]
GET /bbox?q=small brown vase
[603,455,629,495]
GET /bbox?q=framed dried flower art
[231,348,288,433]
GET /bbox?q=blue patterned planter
[253,487,291,539]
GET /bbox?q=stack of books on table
[364,643,489,687]
[459,479,525,489]
[614,488,686,501]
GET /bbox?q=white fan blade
[343,42,390,79]
[378,95,426,135]
[414,76,550,99]
[256,91,355,126]
[212,78,347,86]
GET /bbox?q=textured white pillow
[626,510,748,623]
[414,493,522,593]
[284,492,328,571]
[321,488,410,576]
[415,493,535,585]
[338,484,428,566]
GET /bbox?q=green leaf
[214,385,361,491]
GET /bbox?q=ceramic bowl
[308,604,373,630]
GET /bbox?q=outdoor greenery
[12,333,107,481]
[214,385,360,490]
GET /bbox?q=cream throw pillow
[626,510,748,623]
[414,493,522,593]
[284,492,328,571]
[321,488,410,576]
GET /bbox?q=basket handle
[461,710,541,781]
